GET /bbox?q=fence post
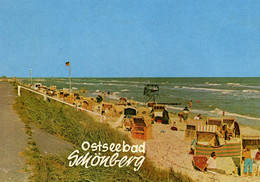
[18,85,21,96]
[43,95,47,101]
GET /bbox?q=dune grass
[13,88,192,182]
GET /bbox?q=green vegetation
[13,89,192,182]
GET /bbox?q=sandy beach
[114,115,260,182]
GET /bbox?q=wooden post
[69,64,71,93]
[18,85,21,96]
[100,104,103,122]
[240,136,243,176]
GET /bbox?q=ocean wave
[242,90,259,93]
[107,83,130,86]
[221,91,231,94]
[210,108,224,115]
[72,82,96,86]
[181,86,234,93]
[83,83,96,86]
[226,83,260,89]
[121,89,130,92]
[122,81,140,84]
[226,83,241,86]
[210,108,260,121]
[166,105,184,111]
[166,106,260,122]
[166,106,210,116]
[205,82,222,86]
[106,94,121,100]
[109,80,142,84]
[34,79,46,82]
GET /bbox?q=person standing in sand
[254,147,260,176]
[234,121,240,137]
[189,100,192,110]
[189,138,197,155]
[178,106,189,122]
[243,146,253,176]
[178,112,184,122]
[182,107,189,122]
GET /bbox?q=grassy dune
[13,88,192,182]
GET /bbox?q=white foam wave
[210,108,224,115]
[221,92,231,94]
[227,83,241,86]
[121,89,130,92]
[210,108,260,121]
[242,90,259,93]
[110,80,141,84]
[166,105,208,115]
[107,83,130,87]
[71,82,96,86]
[166,105,184,111]
[181,86,233,93]
[34,79,46,82]
[225,83,260,90]
[83,83,96,86]
[106,94,121,100]
[205,82,222,86]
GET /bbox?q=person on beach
[243,146,253,176]
[189,100,192,110]
[162,109,169,124]
[254,147,260,176]
[194,114,202,120]
[178,112,184,122]
[227,123,234,137]
[178,106,189,122]
[183,106,189,121]
[223,125,231,141]
[234,121,240,137]
[189,138,197,155]
[203,152,225,174]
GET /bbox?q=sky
[0,0,259,77]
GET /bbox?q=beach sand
[113,115,260,182]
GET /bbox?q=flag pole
[69,63,71,93]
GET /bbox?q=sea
[18,77,260,128]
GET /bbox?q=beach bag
[171,126,178,131]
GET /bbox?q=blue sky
[0,0,259,77]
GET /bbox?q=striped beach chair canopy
[197,125,217,133]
